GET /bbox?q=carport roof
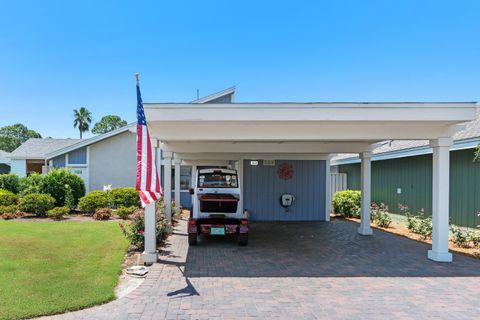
[142,101,477,158]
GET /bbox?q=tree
[0,123,42,152]
[91,115,127,135]
[73,107,92,139]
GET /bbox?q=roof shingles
[9,138,82,159]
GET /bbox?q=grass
[0,221,128,320]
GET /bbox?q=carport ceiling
[144,102,477,153]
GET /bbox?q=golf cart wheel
[188,233,197,246]
[238,233,248,246]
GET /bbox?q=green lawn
[0,221,128,320]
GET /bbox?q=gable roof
[190,86,235,103]
[45,123,136,160]
[331,107,480,165]
[9,138,82,160]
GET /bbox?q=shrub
[377,212,392,228]
[78,191,108,214]
[19,173,44,196]
[40,168,85,206]
[64,185,75,210]
[0,204,19,215]
[332,190,361,218]
[118,208,167,251]
[0,189,19,206]
[93,208,112,220]
[450,225,471,248]
[108,188,140,208]
[417,217,433,239]
[116,206,137,219]
[470,231,480,249]
[18,193,55,216]
[0,173,20,193]
[47,206,70,220]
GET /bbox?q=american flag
[136,77,162,207]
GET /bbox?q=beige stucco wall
[89,131,137,191]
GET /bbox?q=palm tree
[73,107,92,139]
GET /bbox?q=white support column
[428,138,453,262]
[324,156,331,222]
[142,202,157,265]
[143,140,159,265]
[163,151,173,223]
[237,159,244,215]
[173,158,181,214]
[358,152,373,235]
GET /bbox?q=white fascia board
[45,123,135,160]
[190,86,236,103]
[331,137,480,166]
[144,102,476,122]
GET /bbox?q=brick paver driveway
[40,219,480,320]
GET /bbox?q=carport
[141,102,477,264]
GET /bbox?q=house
[0,150,11,173]
[330,108,480,228]
[42,87,236,193]
[8,138,81,176]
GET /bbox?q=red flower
[139,230,144,235]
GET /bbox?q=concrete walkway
[39,219,480,320]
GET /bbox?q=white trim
[190,86,236,104]
[45,123,136,159]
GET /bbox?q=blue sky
[0,0,479,138]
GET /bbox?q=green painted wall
[338,149,480,228]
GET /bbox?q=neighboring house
[45,125,137,193]
[0,150,11,174]
[331,108,480,228]
[43,86,236,193]
[8,138,81,176]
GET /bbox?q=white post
[142,202,157,265]
[324,156,331,222]
[237,159,244,214]
[163,151,173,223]
[428,138,453,262]
[358,152,373,235]
[173,158,181,215]
[143,140,159,265]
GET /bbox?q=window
[198,172,238,188]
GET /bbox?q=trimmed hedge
[108,188,140,208]
[0,174,20,194]
[18,193,55,216]
[40,168,85,206]
[78,191,108,214]
[332,190,361,218]
[0,189,19,206]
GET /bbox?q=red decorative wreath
[277,163,294,180]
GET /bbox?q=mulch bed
[332,214,480,259]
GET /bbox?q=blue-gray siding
[244,160,326,221]
[52,155,65,168]
[68,147,87,164]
